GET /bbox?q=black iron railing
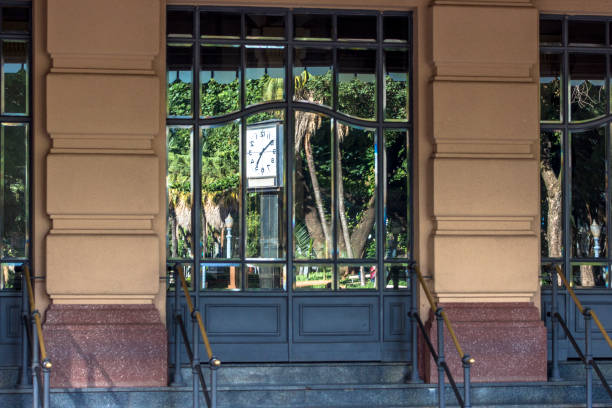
[170,264,220,408]
[22,266,51,408]
[549,265,612,407]
[409,266,473,408]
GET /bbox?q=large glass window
[167,8,412,292]
[540,16,612,288]
[0,5,30,291]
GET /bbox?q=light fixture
[590,219,601,258]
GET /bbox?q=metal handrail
[23,266,51,408]
[550,265,612,407]
[411,266,473,408]
[415,267,472,363]
[175,265,220,408]
[554,265,612,350]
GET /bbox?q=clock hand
[255,140,274,170]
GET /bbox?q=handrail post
[42,361,50,408]
[550,267,562,381]
[210,358,220,408]
[584,308,593,408]
[409,265,421,382]
[171,265,185,387]
[462,355,472,408]
[192,310,200,408]
[31,311,40,408]
[436,307,445,408]
[18,267,30,388]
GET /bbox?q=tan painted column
[42,0,167,387]
[426,0,546,382]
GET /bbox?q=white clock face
[246,126,278,180]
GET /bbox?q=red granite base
[419,302,547,383]
[43,304,167,388]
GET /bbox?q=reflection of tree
[570,80,606,121]
[167,66,409,267]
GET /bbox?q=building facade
[0,0,610,388]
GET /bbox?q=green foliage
[167,79,192,117]
[201,78,240,117]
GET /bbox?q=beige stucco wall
[32,0,612,323]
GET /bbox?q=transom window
[540,16,612,288]
[166,7,412,291]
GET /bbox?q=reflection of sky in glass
[167,70,192,83]
[5,63,25,74]
[200,70,237,84]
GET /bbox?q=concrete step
[2,380,612,408]
[175,362,412,386]
[556,359,612,382]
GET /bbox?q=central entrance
[166,6,413,363]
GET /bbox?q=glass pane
[201,11,240,39]
[569,53,606,123]
[540,263,562,288]
[246,46,285,106]
[202,263,240,290]
[540,53,561,122]
[0,263,22,290]
[338,49,376,120]
[383,16,409,43]
[338,15,377,41]
[246,263,285,290]
[200,45,240,117]
[2,7,28,33]
[201,122,241,260]
[246,111,286,259]
[2,123,27,258]
[384,264,410,290]
[294,112,332,260]
[337,122,376,259]
[293,264,333,290]
[338,264,377,289]
[167,9,193,38]
[539,19,561,45]
[540,130,563,258]
[167,263,194,291]
[167,44,193,118]
[293,48,332,107]
[167,126,193,259]
[570,127,607,258]
[385,50,409,121]
[246,14,285,39]
[571,263,609,288]
[294,14,332,40]
[2,40,28,115]
[385,129,410,259]
[568,20,605,46]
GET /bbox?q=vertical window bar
[376,12,384,283]
[240,116,246,289]
[193,8,201,293]
[562,16,571,283]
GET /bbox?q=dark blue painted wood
[542,288,612,360]
[0,292,21,366]
[168,291,412,363]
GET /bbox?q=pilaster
[427,0,546,381]
[43,0,167,387]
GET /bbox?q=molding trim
[50,133,155,154]
[433,138,536,159]
[434,215,536,236]
[50,215,154,235]
[431,0,534,7]
[50,295,155,304]
[51,53,155,73]
[432,62,534,83]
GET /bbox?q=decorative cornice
[431,0,534,8]
[434,216,537,236]
[50,133,155,154]
[434,138,536,159]
[432,62,535,83]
